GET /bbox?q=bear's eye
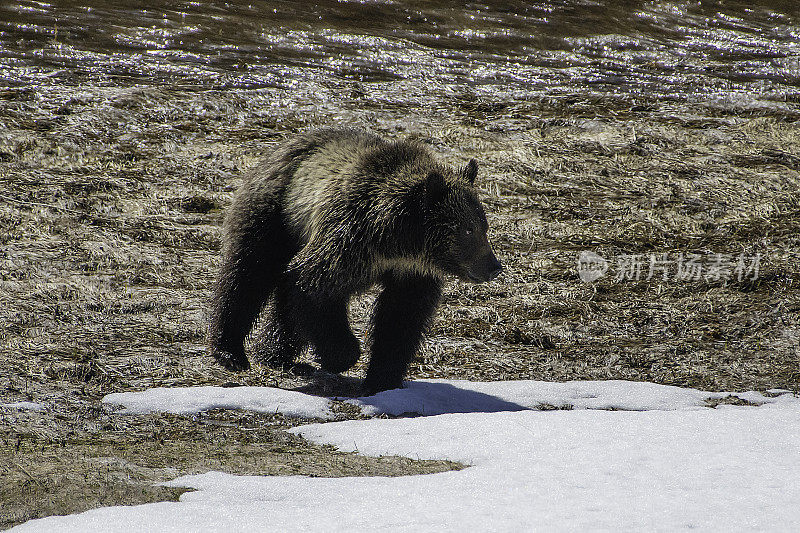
[464,228,473,236]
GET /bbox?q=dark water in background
[1,1,799,119]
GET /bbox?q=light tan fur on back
[284,136,373,244]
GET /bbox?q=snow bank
[289,405,800,531]
[100,379,791,420]
[102,385,333,420]
[15,401,800,532]
[15,381,800,532]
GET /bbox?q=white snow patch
[102,386,333,420]
[348,378,789,416]
[287,405,800,531]
[99,380,793,421]
[0,401,45,412]
[15,381,800,532]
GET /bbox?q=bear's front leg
[363,272,443,395]
[284,227,371,375]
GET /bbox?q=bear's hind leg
[363,272,442,395]
[209,197,294,371]
[287,287,361,374]
[257,278,308,369]
[210,247,276,371]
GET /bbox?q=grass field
[1,84,798,528]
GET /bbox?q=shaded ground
[1,81,799,528]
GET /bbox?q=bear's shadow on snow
[295,373,529,416]
[357,381,530,417]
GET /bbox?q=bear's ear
[462,159,478,185]
[425,171,447,206]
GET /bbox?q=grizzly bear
[209,128,502,394]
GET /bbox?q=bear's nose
[487,255,502,281]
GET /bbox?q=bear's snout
[468,252,502,283]
[485,253,503,281]
[487,255,503,281]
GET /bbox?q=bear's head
[424,159,503,283]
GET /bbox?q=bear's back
[283,129,437,243]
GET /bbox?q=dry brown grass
[1,84,799,528]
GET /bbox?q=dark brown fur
[209,128,501,394]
